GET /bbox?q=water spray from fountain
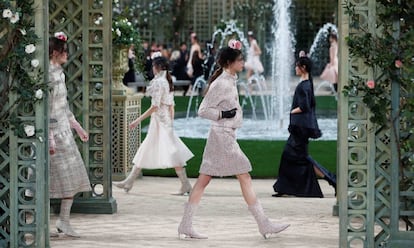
[185,20,251,119]
[269,0,295,127]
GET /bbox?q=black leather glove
[221,108,237,119]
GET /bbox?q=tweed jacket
[198,71,242,128]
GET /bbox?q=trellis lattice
[339,0,414,247]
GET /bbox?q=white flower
[31,59,39,68]
[3,9,12,18]
[116,28,121,37]
[24,125,35,137]
[25,44,36,54]
[34,89,43,100]
[10,13,19,24]
[114,0,119,3]
[20,29,27,35]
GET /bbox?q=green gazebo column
[48,0,116,214]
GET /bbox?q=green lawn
[139,95,338,179]
[143,138,337,179]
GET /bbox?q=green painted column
[48,0,116,214]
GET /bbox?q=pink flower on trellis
[366,80,375,89]
[395,59,403,68]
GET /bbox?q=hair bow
[54,32,67,42]
[151,51,162,60]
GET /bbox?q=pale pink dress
[320,42,338,83]
[244,39,264,74]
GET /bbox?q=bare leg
[236,173,257,205]
[313,165,325,178]
[188,174,212,204]
[246,69,253,80]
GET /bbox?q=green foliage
[112,0,144,73]
[0,0,48,137]
[118,0,195,47]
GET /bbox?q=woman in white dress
[49,32,91,237]
[245,31,264,79]
[113,52,194,195]
[177,40,289,240]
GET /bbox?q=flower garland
[0,1,48,137]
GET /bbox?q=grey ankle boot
[113,166,141,193]
[174,168,192,195]
[248,201,289,239]
[56,199,80,237]
[178,203,208,239]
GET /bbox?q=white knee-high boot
[174,168,192,195]
[56,198,80,237]
[113,166,141,193]
[248,201,289,239]
[178,203,208,239]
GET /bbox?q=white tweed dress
[48,63,91,199]
[132,71,194,169]
[198,71,252,177]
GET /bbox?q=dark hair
[152,56,174,92]
[49,37,67,58]
[328,32,338,42]
[207,47,242,84]
[296,56,316,107]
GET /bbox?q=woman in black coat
[272,56,336,197]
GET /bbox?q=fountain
[308,23,338,95]
[269,0,295,127]
[171,1,338,141]
[185,20,252,119]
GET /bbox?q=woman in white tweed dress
[48,32,91,237]
[113,52,194,195]
[178,40,289,240]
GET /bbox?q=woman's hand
[49,131,56,155]
[129,118,141,129]
[70,118,89,142]
[76,128,89,142]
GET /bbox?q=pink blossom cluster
[228,39,242,50]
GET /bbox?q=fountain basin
[169,117,337,141]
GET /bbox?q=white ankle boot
[56,199,80,237]
[56,218,80,237]
[178,203,208,239]
[113,166,141,193]
[248,201,289,239]
[174,168,192,195]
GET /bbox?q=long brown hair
[152,56,174,92]
[205,47,242,93]
[49,37,67,59]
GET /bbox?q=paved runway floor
[50,176,339,248]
